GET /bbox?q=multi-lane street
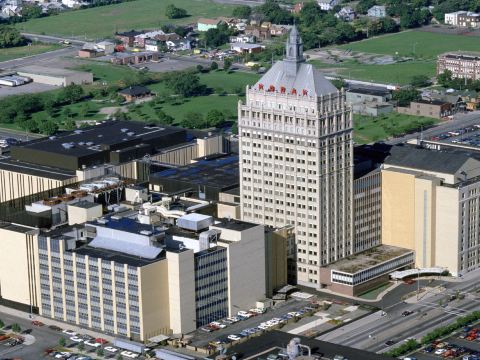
[317,270,480,353]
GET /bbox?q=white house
[317,0,338,11]
[335,6,355,21]
[444,11,467,26]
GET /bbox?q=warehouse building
[16,66,93,87]
[0,121,225,202]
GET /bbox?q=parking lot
[0,82,57,98]
[428,124,480,147]
[188,298,315,348]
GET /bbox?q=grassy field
[0,44,61,62]
[354,112,440,144]
[336,30,480,58]
[310,59,435,85]
[74,63,138,83]
[17,0,235,39]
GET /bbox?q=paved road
[0,46,78,70]
[317,270,480,353]
[386,111,480,145]
[0,128,43,142]
[22,33,86,47]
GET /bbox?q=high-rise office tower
[238,26,354,287]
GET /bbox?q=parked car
[105,346,118,353]
[209,321,226,329]
[70,336,84,343]
[32,320,44,326]
[84,340,101,348]
[63,329,77,336]
[95,338,108,344]
[237,311,253,319]
[48,325,62,331]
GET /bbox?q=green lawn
[354,112,440,144]
[198,71,260,93]
[358,282,393,300]
[336,30,480,58]
[73,63,137,83]
[17,0,235,39]
[0,44,61,62]
[310,59,436,85]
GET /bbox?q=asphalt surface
[386,110,480,145]
[0,46,78,71]
[0,128,43,142]
[316,270,480,353]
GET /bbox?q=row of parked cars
[423,338,479,359]
[212,305,317,346]
[201,308,267,333]
[430,125,480,145]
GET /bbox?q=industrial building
[381,145,480,276]
[0,121,225,202]
[16,66,93,87]
[437,52,480,81]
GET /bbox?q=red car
[31,320,44,326]
[95,338,108,344]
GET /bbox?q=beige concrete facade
[0,224,39,311]
[382,165,480,276]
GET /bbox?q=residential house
[230,43,264,54]
[458,12,480,28]
[61,0,85,8]
[115,30,145,47]
[444,11,468,26]
[144,39,164,52]
[134,30,165,48]
[166,38,191,51]
[197,18,222,31]
[397,99,454,119]
[423,93,464,113]
[335,6,356,21]
[317,0,338,11]
[291,2,304,14]
[118,85,152,102]
[270,24,291,36]
[245,25,271,41]
[368,5,386,18]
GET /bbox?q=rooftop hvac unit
[177,213,213,231]
[120,128,129,133]
[86,141,94,146]
[97,218,109,224]
[140,230,153,236]
[74,130,83,134]
[62,143,75,149]
[127,132,135,136]
[198,229,219,251]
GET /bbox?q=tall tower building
[238,26,354,287]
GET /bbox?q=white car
[228,335,241,341]
[84,340,101,348]
[258,324,269,330]
[237,311,253,318]
[55,352,71,359]
[105,346,118,353]
[210,321,226,329]
[121,350,139,358]
[250,308,266,314]
[69,336,84,342]
[62,329,77,336]
[435,349,446,355]
[288,311,301,317]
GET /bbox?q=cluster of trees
[204,23,236,47]
[165,4,188,19]
[392,88,421,106]
[0,84,85,135]
[0,26,25,48]
[180,109,230,129]
[164,70,208,97]
[438,70,480,91]
[386,339,420,357]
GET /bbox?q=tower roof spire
[285,25,303,64]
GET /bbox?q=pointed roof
[253,26,337,97]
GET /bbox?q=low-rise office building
[437,52,480,81]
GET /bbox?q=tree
[437,69,453,87]
[155,109,174,125]
[63,107,73,119]
[11,324,20,333]
[64,118,76,130]
[223,57,232,71]
[116,354,123,360]
[254,0,293,24]
[79,102,91,117]
[58,84,85,104]
[410,74,431,88]
[97,348,104,357]
[0,26,25,48]
[181,112,204,128]
[0,319,4,328]
[39,119,59,135]
[20,4,43,19]
[44,98,57,117]
[205,109,225,128]
[356,0,376,14]
[165,71,206,97]
[165,4,188,19]
[232,5,251,19]
[392,88,420,106]
[204,24,231,47]
[59,337,66,347]
[210,61,219,71]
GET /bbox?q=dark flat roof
[213,218,259,231]
[347,86,390,97]
[150,155,239,189]
[229,331,393,360]
[13,121,185,158]
[89,215,163,235]
[385,145,473,175]
[119,85,151,97]
[0,157,76,180]
[70,201,101,209]
[0,221,34,234]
